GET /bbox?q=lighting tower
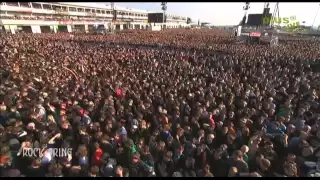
[240,2,250,25]
[271,2,280,28]
[262,2,270,14]
[311,4,320,29]
[111,2,115,33]
[259,2,270,29]
[161,2,167,29]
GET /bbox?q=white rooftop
[57,2,152,13]
[37,2,184,18]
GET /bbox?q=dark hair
[32,158,41,167]
[48,162,62,174]
[76,144,88,157]
[233,150,243,159]
[256,152,264,158]
[90,166,99,175]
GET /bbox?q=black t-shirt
[62,165,71,177]
[262,150,278,163]
[272,137,289,160]
[210,158,228,177]
[257,168,273,177]
[100,142,115,157]
[60,126,73,139]
[0,165,11,177]
[228,159,249,173]
[275,92,288,105]
[16,156,33,175]
[26,166,45,177]
[248,159,259,172]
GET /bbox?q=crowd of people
[0,28,320,177]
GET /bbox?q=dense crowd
[0,29,320,177]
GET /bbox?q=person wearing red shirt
[92,142,103,166]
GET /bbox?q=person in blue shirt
[267,122,285,137]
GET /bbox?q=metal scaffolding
[311,4,320,29]
[261,2,269,27]
[272,2,280,28]
[240,2,250,25]
[161,2,167,30]
[110,2,115,33]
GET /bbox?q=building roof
[37,2,184,18]
[59,3,109,9]
[58,2,152,13]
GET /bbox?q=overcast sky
[77,2,320,26]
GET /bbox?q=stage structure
[235,2,250,36]
[235,2,279,47]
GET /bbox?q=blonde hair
[228,167,238,177]
[241,145,249,153]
